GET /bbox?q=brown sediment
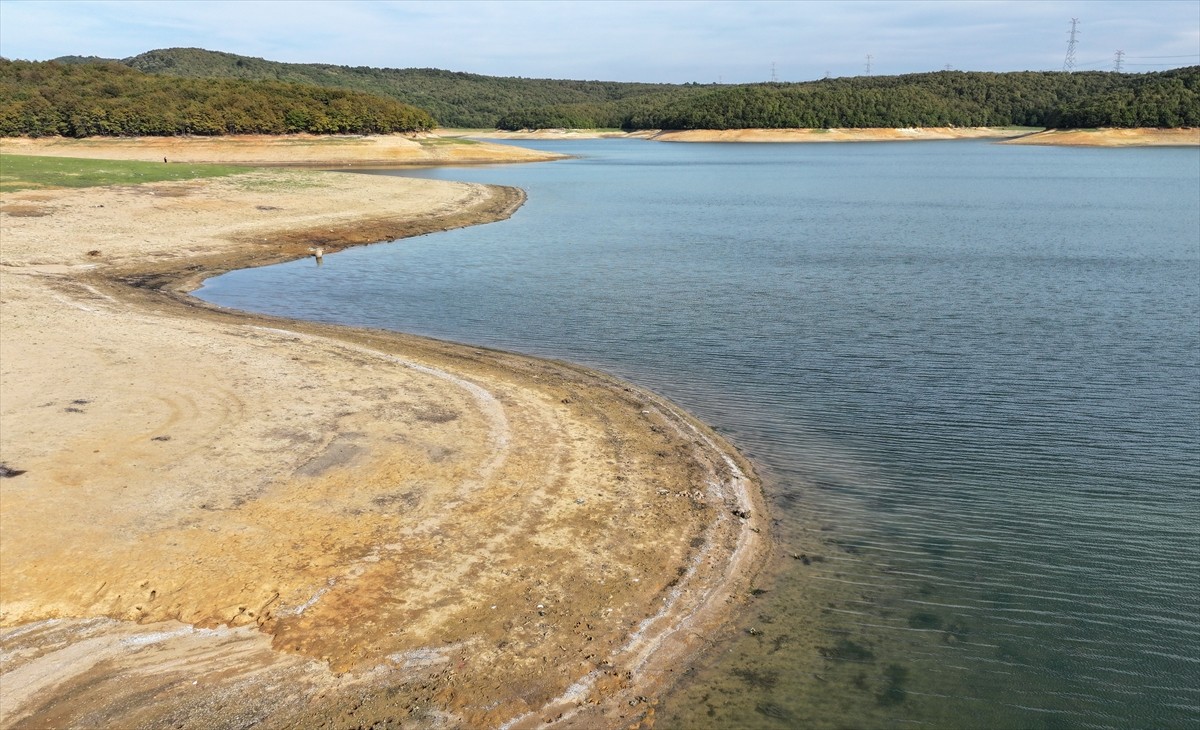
[0,163,768,729]
[1001,127,1200,147]
[468,126,1200,147]
[647,127,1032,143]
[447,127,1026,143]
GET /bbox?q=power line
[1060,53,1196,71]
[1063,18,1080,72]
[1126,54,1200,59]
[1071,57,1190,69]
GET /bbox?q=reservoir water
[198,139,1200,729]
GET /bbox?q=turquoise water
[199,140,1200,729]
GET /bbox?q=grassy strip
[0,154,248,192]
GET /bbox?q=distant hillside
[614,67,1200,130]
[46,48,1200,132]
[66,47,705,129]
[0,59,435,137]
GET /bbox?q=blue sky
[1,0,1197,83]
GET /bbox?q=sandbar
[0,160,766,728]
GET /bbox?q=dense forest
[505,67,1200,130]
[81,48,1200,131]
[56,47,702,129]
[10,47,1200,134]
[1045,67,1200,128]
[0,59,435,137]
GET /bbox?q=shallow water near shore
[199,139,1200,729]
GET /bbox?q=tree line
[10,47,1198,134]
[0,59,435,137]
[114,48,1192,131]
[500,68,1200,130]
[93,47,694,129]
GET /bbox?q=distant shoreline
[455,126,1200,147]
[1001,127,1200,147]
[3,129,1195,162]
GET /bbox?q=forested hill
[0,59,436,137]
[34,47,1200,132]
[58,47,699,129]
[613,67,1200,130]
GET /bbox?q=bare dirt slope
[0,168,766,729]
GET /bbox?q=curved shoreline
[0,168,768,728]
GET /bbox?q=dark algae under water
[199,139,1200,729]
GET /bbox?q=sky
[1,0,1197,84]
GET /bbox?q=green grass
[0,154,248,193]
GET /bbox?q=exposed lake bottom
[199,140,1200,729]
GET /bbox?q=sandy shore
[464,127,1030,143]
[0,164,767,727]
[646,127,1031,143]
[1002,127,1200,147]
[0,133,567,166]
[462,126,1200,147]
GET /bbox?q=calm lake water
[199,139,1200,729]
